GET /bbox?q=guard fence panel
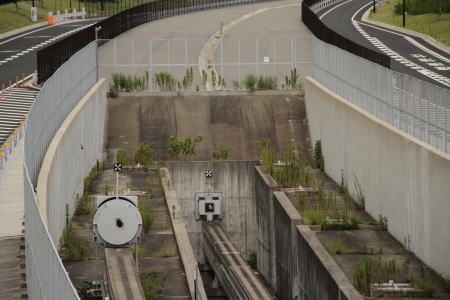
[24,42,97,300]
[312,38,450,154]
[98,36,313,90]
[301,0,390,68]
[38,0,283,83]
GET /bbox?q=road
[0,19,98,85]
[318,0,450,89]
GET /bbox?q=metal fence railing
[24,41,97,300]
[98,36,312,90]
[37,0,283,83]
[313,38,450,154]
[302,0,391,68]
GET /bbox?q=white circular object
[93,199,142,247]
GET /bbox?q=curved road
[318,0,450,89]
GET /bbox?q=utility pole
[373,0,376,13]
[402,0,406,27]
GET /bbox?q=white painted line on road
[319,0,353,20]
[24,36,53,38]
[0,50,20,53]
[404,36,450,64]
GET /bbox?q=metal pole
[116,171,119,199]
[135,242,139,273]
[373,0,375,13]
[402,0,406,27]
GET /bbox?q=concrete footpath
[0,139,24,237]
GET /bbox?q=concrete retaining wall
[255,166,279,290]
[37,79,107,246]
[297,226,363,300]
[165,161,258,260]
[304,76,450,276]
[273,191,301,300]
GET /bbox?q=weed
[417,278,437,297]
[305,209,325,225]
[314,140,324,170]
[116,148,128,166]
[60,223,86,261]
[297,193,306,210]
[232,80,240,90]
[353,175,365,210]
[212,145,231,160]
[256,75,277,90]
[112,72,147,92]
[325,238,354,254]
[247,249,257,269]
[145,177,153,198]
[140,272,165,300]
[377,215,388,231]
[131,245,147,258]
[156,240,177,257]
[139,202,154,233]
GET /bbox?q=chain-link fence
[98,36,313,90]
[313,38,450,154]
[24,41,97,300]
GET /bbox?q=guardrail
[302,0,390,68]
[38,0,282,83]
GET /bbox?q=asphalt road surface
[0,19,98,86]
[318,0,450,89]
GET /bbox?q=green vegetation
[353,256,438,297]
[60,223,87,261]
[377,214,388,231]
[75,162,102,215]
[140,272,165,300]
[116,148,128,166]
[145,177,153,198]
[257,139,312,188]
[167,135,203,158]
[139,202,155,233]
[212,145,231,160]
[132,245,147,258]
[353,175,365,210]
[154,71,176,91]
[369,0,450,46]
[325,238,355,254]
[243,74,258,92]
[111,72,148,93]
[134,143,155,167]
[314,140,324,171]
[155,240,177,257]
[247,249,257,269]
[285,68,302,89]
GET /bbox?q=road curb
[361,7,450,55]
[0,22,47,41]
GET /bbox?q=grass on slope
[0,0,149,35]
[369,0,450,47]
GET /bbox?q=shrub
[116,148,128,166]
[167,135,203,158]
[145,177,153,198]
[243,74,257,92]
[134,143,155,167]
[140,272,165,300]
[377,214,388,231]
[232,80,240,90]
[305,209,325,225]
[247,249,257,269]
[139,202,154,233]
[60,224,86,261]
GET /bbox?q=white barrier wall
[305,76,450,276]
[37,79,107,246]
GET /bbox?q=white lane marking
[350,2,449,87]
[0,23,92,67]
[404,36,450,64]
[0,50,20,53]
[0,19,97,46]
[23,35,53,38]
[319,0,353,20]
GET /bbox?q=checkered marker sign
[205,170,212,177]
[114,163,122,172]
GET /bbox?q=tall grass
[111,72,148,93]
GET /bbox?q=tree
[134,143,155,167]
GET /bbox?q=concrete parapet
[160,167,208,300]
[255,166,279,290]
[304,75,450,276]
[36,79,107,246]
[273,191,302,300]
[297,225,363,300]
